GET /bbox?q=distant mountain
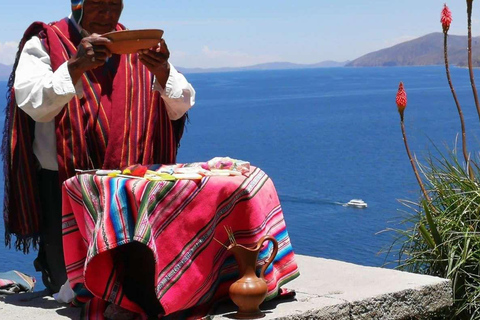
[3,32,480,77]
[0,60,349,81]
[0,63,12,81]
[177,60,349,74]
[347,32,480,67]
[310,60,347,68]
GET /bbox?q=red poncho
[2,18,186,251]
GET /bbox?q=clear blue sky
[0,0,478,68]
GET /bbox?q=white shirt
[14,19,195,171]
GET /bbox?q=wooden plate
[102,29,164,54]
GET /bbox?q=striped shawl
[2,18,186,252]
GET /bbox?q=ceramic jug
[228,234,278,319]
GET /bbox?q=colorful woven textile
[0,270,36,295]
[62,165,300,317]
[71,0,85,23]
[2,17,185,251]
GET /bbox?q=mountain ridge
[0,60,348,81]
[176,60,347,74]
[347,32,480,67]
[1,32,480,80]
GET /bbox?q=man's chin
[84,25,115,35]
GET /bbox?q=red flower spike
[396,82,407,119]
[441,3,452,33]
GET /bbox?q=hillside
[347,32,480,67]
[0,60,348,80]
[177,60,348,74]
[2,33,480,76]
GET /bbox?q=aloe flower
[441,4,452,33]
[396,82,407,121]
[441,3,472,178]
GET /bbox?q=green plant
[389,3,480,319]
[391,149,480,319]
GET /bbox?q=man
[2,0,195,295]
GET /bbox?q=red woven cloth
[3,17,185,251]
[62,165,300,317]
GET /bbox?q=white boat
[345,199,367,208]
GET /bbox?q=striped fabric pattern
[0,270,36,293]
[3,18,185,251]
[71,0,83,9]
[2,22,63,251]
[71,0,84,23]
[47,19,180,182]
[62,165,300,317]
[0,279,14,287]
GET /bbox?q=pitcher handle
[259,235,278,280]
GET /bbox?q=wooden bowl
[102,29,164,54]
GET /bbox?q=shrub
[390,2,480,319]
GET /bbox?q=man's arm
[14,36,80,122]
[15,36,195,122]
[139,39,195,120]
[153,63,196,120]
[15,34,111,122]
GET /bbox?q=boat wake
[279,194,340,206]
[278,195,368,208]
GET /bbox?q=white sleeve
[14,36,83,123]
[153,63,196,120]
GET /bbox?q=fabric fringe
[2,27,43,253]
[2,40,25,250]
[4,225,40,254]
[15,236,39,254]
[173,113,188,150]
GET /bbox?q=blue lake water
[1,66,480,290]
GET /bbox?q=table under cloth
[61,164,300,317]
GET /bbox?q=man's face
[81,0,123,35]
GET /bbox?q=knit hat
[71,0,124,25]
[71,0,85,24]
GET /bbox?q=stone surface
[0,255,452,319]
[0,290,79,319]
[211,255,452,320]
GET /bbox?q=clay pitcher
[228,235,279,319]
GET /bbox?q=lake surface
[1,65,479,290]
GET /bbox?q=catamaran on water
[344,199,368,209]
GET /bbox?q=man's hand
[138,38,170,88]
[68,34,112,84]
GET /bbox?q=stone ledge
[0,255,452,319]
[211,255,453,319]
